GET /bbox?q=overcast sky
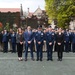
[0,0,45,12]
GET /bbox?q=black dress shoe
[25,58,27,61]
[59,59,62,61]
[50,59,53,61]
[47,59,49,61]
[40,59,42,61]
[73,51,75,53]
[36,59,39,61]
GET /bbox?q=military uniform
[11,32,16,53]
[64,31,70,52]
[35,25,44,61]
[2,30,9,53]
[45,31,55,61]
[71,32,75,52]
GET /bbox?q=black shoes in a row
[57,59,62,61]
[18,58,62,61]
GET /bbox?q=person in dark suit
[45,26,55,61]
[16,28,24,61]
[68,30,72,52]
[0,31,3,51]
[56,28,64,61]
[64,29,70,52]
[71,30,75,52]
[24,26,34,61]
[11,30,16,53]
[2,30,9,53]
[35,25,44,61]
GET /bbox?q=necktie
[28,31,30,36]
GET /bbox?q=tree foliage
[45,0,75,28]
[4,23,10,31]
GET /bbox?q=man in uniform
[2,30,9,53]
[71,30,75,52]
[11,30,16,53]
[35,25,44,61]
[64,29,70,52]
[45,26,55,61]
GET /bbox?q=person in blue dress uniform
[35,25,44,61]
[68,30,72,52]
[2,30,9,53]
[11,30,16,53]
[71,30,75,52]
[64,29,70,52]
[45,26,55,61]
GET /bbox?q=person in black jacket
[16,28,24,61]
[56,28,64,61]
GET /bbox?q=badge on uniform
[52,33,54,35]
[41,33,43,35]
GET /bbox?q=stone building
[24,7,48,28]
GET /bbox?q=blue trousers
[46,44,53,60]
[3,42,8,52]
[64,42,69,52]
[36,44,43,60]
[72,43,75,52]
[25,44,34,59]
[12,43,16,52]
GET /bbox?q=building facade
[0,8,20,28]
[24,7,48,28]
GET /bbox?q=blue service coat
[24,31,34,46]
[2,33,9,42]
[71,32,75,43]
[45,32,55,44]
[35,31,44,45]
[64,32,70,42]
[11,33,16,43]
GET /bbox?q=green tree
[45,0,75,28]
[4,23,10,31]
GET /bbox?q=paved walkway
[0,52,75,75]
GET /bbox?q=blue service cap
[37,25,42,28]
[48,25,51,28]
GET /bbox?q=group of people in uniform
[0,25,75,61]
